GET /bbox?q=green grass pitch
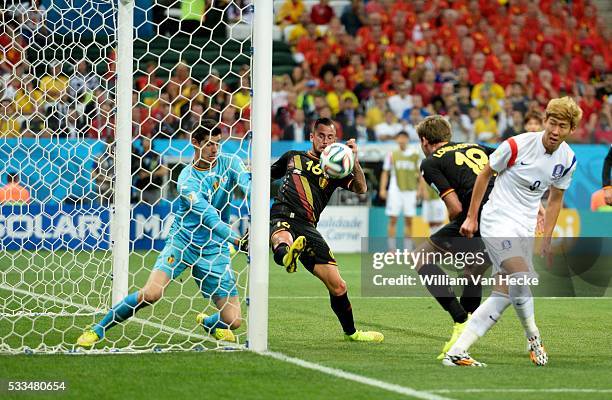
[1,252,611,400]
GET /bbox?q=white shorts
[422,199,447,223]
[385,189,417,217]
[480,209,536,275]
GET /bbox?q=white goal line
[263,351,455,400]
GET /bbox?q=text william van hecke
[373,274,539,286]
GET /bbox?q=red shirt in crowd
[579,97,602,123]
[310,3,334,25]
[414,82,441,106]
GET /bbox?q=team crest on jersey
[319,177,329,189]
[501,240,512,250]
[551,164,564,180]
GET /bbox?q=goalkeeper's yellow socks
[330,292,356,336]
[93,291,145,339]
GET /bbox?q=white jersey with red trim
[483,131,576,232]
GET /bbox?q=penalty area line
[262,351,455,400]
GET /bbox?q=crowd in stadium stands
[2,1,610,147]
[271,0,611,144]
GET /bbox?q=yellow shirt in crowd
[39,75,68,102]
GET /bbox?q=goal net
[0,0,268,354]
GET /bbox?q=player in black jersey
[270,118,384,342]
[414,115,495,359]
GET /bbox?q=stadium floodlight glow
[0,0,269,354]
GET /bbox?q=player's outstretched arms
[460,163,494,238]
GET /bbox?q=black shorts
[270,215,337,273]
[429,217,487,256]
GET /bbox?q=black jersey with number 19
[271,150,354,224]
[420,142,495,217]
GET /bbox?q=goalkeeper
[77,119,250,347]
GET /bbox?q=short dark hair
[396,131,409,138]
[416,115,452,144]
[524,110,543,125]
[313,117,335,131]
[192,118,221,142]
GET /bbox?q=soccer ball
[320,143,355,179]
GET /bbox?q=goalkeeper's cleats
[196,313,236,343]
[76,329,100,348]
[442,352,486,367]
[437,315,470,360]
[212,328,236,342]
[528,336,548,366]
[283,236,306,273]
[345,330,384,343]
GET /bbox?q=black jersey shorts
[428,216,488,256]
[270,215,337,273]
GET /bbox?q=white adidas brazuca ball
[320,143,355,179]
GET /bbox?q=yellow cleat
[196,313,236,343]
[76,330,100,348]
[283,236,306,273]
[437,316,470,360]
[345,330,384,343]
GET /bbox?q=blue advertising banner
[1,201,247,251]
[0,204,111,251]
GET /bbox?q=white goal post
[247,1,272,353]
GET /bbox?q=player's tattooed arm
[350,161,368,194]
[346,139,367,194]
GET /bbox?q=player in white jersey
[379,131,421,250]
[442,97,583,367]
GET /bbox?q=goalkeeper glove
[236,229,249,253]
